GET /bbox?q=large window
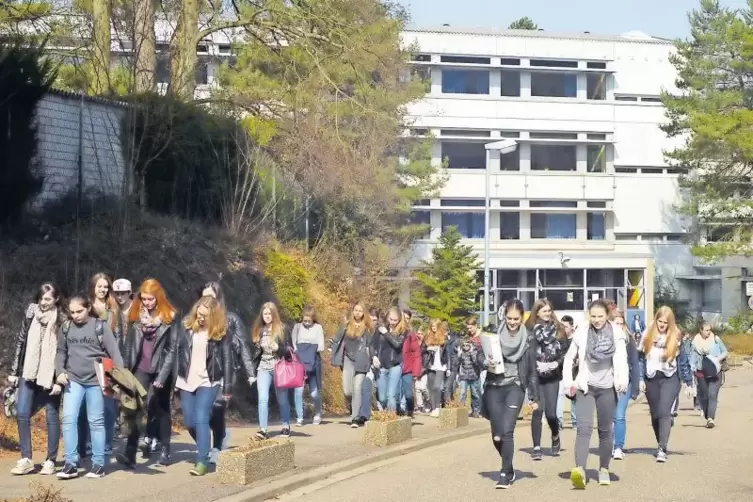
[587,73,607,100]
[531,144,577,171]
[588,213,606,240]
[500,70,521,97]
[442,212,485,238]
[441,69,490,94]
[500,213,520,239]
[587,145,606,172]
[500,149,520,171]
[441,141,486,169]
[410,210,431,239]
[531,213,577,239]
[531,72,577,98]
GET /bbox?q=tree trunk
[133,0,156,93]
[90,0,111,95]
[170,0,199,100]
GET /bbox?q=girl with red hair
[117,278,178,468]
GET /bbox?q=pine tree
[508,17,538,30]
[409,227,482,332]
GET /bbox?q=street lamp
[482,139,519,326]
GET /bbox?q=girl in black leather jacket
[174,296,233,476]
[198,282,255,462]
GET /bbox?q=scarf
[22,305,58,390]
[533,319,561,360]
[499,324,528,363]
[140,306,162,337]
[692,334,715,356]
[586,322,616,365]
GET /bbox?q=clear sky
[399,0,750,39]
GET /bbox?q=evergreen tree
[662,0,753,260]
[508,17,538,30]
[409,227,482,332]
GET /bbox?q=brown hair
[641,306,680,361]
[526,298,565,339]
[183,297,227,341]
[301,305,317,323]
[425,319,447,346]
[89,272,120,333]
[251,302,284,344]
[465,317,478,326]
[346,302,373,338]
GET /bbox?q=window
[410,210,431,238]
[500,213,520,240]
[412,54,431,62]
[615,95,638,102]
[195,61,209,85]
[440,129,491,137]
[441,142,486,169]
[587,73,607,100]
[499,131,521,138]
[530,200,577,208]
[587,269,624,287]
[500,58,521,66]
[541,289,585,310]
[617,234,639,241]
[530,132,577,140]
[500,70,521,96]
[497,270,536,288]
[531,213,577,239]
[587,62,607,69]
[441,69,490,94]
[588,212,606,240]
[540,269,584,287]
[641,96,662,103]
[531,144,577,171]
[531,73,577,97]
[616,167,638,173]
[587,201,607,208]
[587,145,606,172]
[530,59,578,68]
[218,44,231,54]
[156,56,170,84]
[587,133,606,140]
[499,200,520,207]
[442,212,485,238]
[440,199,485,207]
[441,55,491,64]
[500,149,520,171]
[700,280,722,312]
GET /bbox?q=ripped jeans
[484,383,525,476]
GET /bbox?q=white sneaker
[612,448,624,460]
[430,409,440,418]
[313,414,322,425]
[40,460,56,475]
[296,418,304,427]
[10,458,34,475]
[208,448,220,465]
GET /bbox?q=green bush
[727,312,753,334]
[263,247,309,320]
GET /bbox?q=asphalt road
[274,370,753,502]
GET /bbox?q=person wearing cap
[112,279,133,337]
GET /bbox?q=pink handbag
[274,349,305,389]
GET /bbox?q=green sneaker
[570,466,586,490]
[189,463,207,476]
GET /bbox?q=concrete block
[439,407,469,429]
[363,417,412,447]
[216,439,295,485]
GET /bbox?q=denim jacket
[638,341,693,386]
[689,335,728,373]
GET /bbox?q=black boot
[156,445,170,466]
[139,437,152,459]
[116,445,137,470]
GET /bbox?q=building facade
[399,26,750,325]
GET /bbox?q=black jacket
[249,327,292,377]
[175,326,233,395]
[421,342,451,371]
[11,304,68,378]
[121,320,177,387]
[227,312,255,382]
[483,333,540,404]
[372,328,405,369]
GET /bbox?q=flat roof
[404,26,674,45]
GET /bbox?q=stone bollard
[438,407,469,429]
[216,438,295,485]
[363,416,412,447]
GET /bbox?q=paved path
[274,370,753,502]
[0,409,488,501]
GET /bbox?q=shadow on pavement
[478,470,538,482]
[557,470,621,483]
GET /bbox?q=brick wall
[32,91,128,208]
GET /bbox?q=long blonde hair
[424,319,447,346]
[641,306,680,361]
[345,302,373,338]
[251,302,284,344]
[183,297,227,341]
[386,306,407,335]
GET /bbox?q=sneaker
[296,418,304,427]
[255,430,269,440]
[313,414,322,425]
[40,460,56,476]
[570,466,586,489]
[531,447,543,461]
[10,458,34,476]
[706,418,715,429]
[139,438,152,459]
[189,463,207,476]
[56,463,79,480]
[430,408,440,418]
[155,446,171,467]
[350,418,359,429]
[656,448,668,463]
[495,471,515,489]
[598,468,611,486]
[470,411,481,419]
[356,416,367,426]
[280,427,291,438]
[208,448,220,465]
[85,464,105,479]
[612,448,624,460]
[551,435,561,456]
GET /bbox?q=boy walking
[457,338,483,417]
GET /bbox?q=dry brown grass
[443,399,466,410]
[720,334,753,355]
[1,482,71,502]
[370,410,400,422]
[0,408,55,459]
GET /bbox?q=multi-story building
[399,26,753,325]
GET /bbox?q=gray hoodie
[55,318,123,386]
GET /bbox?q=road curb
[212,425,488,502]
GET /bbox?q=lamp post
[482,139,519,326]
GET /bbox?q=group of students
[482,298,729,490]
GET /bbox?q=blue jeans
[294,372,322,419]
[400,373,415,415]
[613,390,631,449]
[458,379,481,413]
[78,396,116,454]
[180,386,218,465]
[15,378,61,461]
[62,381,105,466]
[377,366,402,411]
[257,369,291,430]
[360,375,373,419]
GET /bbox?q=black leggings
[645,373,681,451]
[210,403,226,450]
[484,383,525,475]
[531,378,560,447]
[134,370,173,448]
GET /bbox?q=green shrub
[263,247,309,320]
[727,312,753,334]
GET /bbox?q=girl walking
[373,307,407,413]
[690,322,728,428]
[9,283,67,476]
[481,299,538,490]
[562,299,629,489]
[608,309,641,460]
[175,297,233,476]
[526,299,569,460]
[251,302,293,439]
[638,306,693,462]
[422,319,450,417]
[292,305,325,426]
[331,303,374,427]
